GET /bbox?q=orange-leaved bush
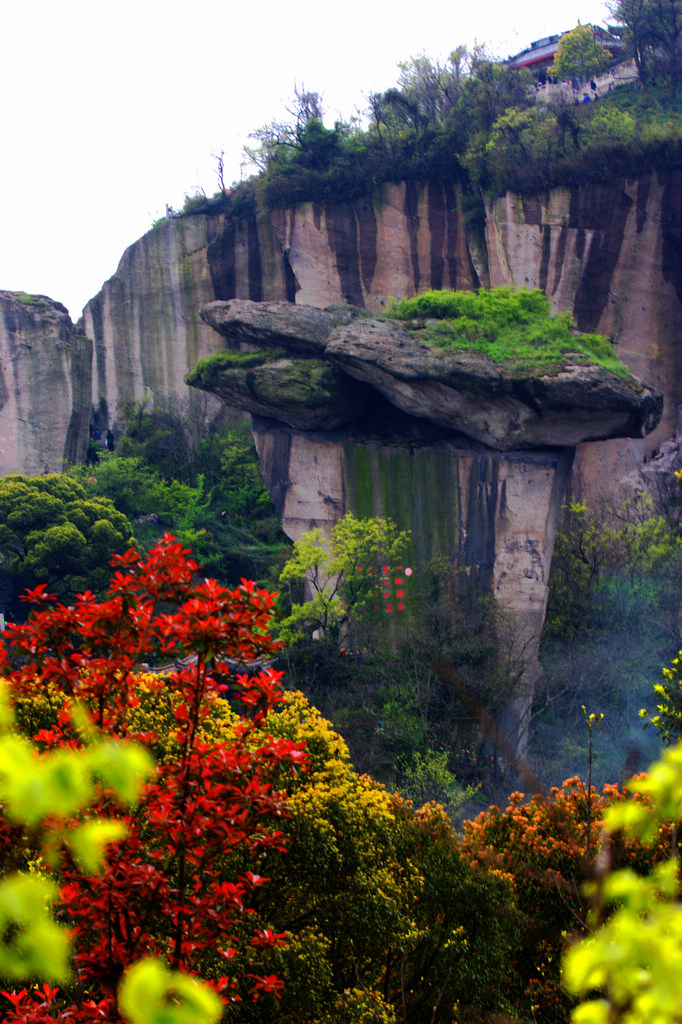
[0,534,308,1022]
[462,777,669,1024]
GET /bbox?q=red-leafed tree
[0,534,308,1022]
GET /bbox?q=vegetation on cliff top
[178,1,682,223]
[387,287,634,379]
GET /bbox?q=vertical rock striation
[7,170,681,514]
[485,173,682,499]
[80,181,483,433]
[80,171,682,509]
[0,292,91,476]
[81,216,227,430]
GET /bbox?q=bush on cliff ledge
[387,286,632,379]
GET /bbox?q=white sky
[1,0,611,320]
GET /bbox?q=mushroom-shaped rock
[199,299,364,356]
[186,350,369,431]
[325,318,663,450]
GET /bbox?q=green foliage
[397,749,480,822]
[0,474,134,616]
[470,99,636,188]
[206,690,517,1023]
[387,287,629,378]
[11,292,52,310]
[640,650,682,743]
[70,406,290,586]
[279,559,511,803]
[0,874,68,984]
[612,0,682,93]
[118,958,222,1024]
[549,25,612,82]
[188,348,284,378]
[118,403,193,482]
[278,512,410,645]
[546,497,682,641]
[564,742,682,1024]
[474,81,682,193]
[0,536,302,1020]
[0,681,154,987]
[69,456,205,525]
[211,36,682,214]
[536,493,682,787]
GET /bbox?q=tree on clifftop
[245,86,344,174]
[611,0,682,93]
[549,24,612,82]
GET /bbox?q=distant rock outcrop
[0,292,91,476]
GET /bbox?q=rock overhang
[192,298,663,451]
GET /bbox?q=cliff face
[484,172,682,497]
[5,171,679,500]
[254,419,573,745]
[81,172,682,505]
[81,182,483,431]
[80,216,228,430]
[0,292,91,476]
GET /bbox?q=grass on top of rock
[187,347,287,381]
[387,287,633,380]
[12,291,53,310]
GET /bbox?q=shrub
[0,535,307,1021]
[387,287,630,378]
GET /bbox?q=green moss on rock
[388,286,634,381]
[187,348,285,384]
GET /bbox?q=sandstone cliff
[0,292,91,476]
[81,172,682,507]
[80,216,228,431]
[80,182,481,431]
[484,176,682,497]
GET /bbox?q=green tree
[478,105,570,184]
[397,49,469,125]
[244,86,346,174]
[458,54,534,137]
[73,410,289,587]
[0,474,133,618]
[278,512,410,646]
[549,25,612,82]
[611,0,658,81]
[369,48,471,144]
[535,492,682,788]
[611,0,682,92]
[640,650,682,742]
[198,691,517,1024]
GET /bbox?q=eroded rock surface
[190,298,662,450]
[325,317,661,449]
[80,173,682,508]
[0,292,91,475]
[199,299,364,355]
[188,353,370,430]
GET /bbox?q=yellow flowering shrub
[213,690,517,1023]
